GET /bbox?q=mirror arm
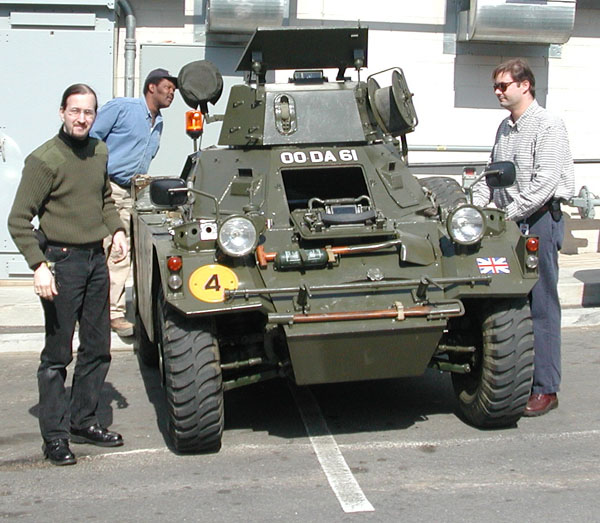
[467,169,501,205]
[169,187,220,222]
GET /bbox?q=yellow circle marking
[189,264,239,303]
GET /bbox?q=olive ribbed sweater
[8,130,124,269]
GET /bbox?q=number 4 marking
[204,274,221,292]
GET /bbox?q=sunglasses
[493,81,518,93]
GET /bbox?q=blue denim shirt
[90,97,163,187]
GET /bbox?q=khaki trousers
[104,182,132,320]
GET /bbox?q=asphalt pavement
[0,328,599,521]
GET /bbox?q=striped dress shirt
[473,99,575,222]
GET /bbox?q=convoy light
[447,205,485,245]
[217,216,257,257]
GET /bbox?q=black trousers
[38,244,111,442]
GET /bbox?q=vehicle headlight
[217,216,258,257]
[447,205,485,245]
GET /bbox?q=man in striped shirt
[473,58,575,417]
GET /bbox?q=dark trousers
[38,245,111,442]
[526,212,564,395]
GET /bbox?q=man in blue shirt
[91,68,177,336]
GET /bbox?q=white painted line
[89,447,168,459]
[337,428,600,452]
[289,384,375,514]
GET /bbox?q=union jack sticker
[476,257,510,274]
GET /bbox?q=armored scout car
[132,27,539,452]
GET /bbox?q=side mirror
[484,161,516,189]
[149,177,188,208]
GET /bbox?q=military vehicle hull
[132,27,538,452]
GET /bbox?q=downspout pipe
[117,0,136,97]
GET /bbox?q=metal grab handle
[0,137,5,162]
[308,194,372,210]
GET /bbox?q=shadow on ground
[28,381,129,430]
[574,268,600,307]
[136,349,460,449]
[135,355,171,449]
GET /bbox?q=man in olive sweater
[8,84,128,466]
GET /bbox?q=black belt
[525,199,562,224]
[47,241,103,253]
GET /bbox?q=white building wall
[296,0,447,24]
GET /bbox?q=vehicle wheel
[451,298,534,428]
[419,176,467,211]
[156,288,224,453]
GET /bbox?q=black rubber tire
[451,298,534,428]
[157,289,224,453]
[419,176,467,211]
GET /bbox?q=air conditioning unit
[207,0,288,35]
[457,0,576,44]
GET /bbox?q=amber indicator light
[186,110,204,139]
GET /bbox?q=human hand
[111,230,128,263]
[33,263,58,301]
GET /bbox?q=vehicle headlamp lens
[447,205,485,245]
[217,216,257,257]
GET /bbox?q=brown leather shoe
[110,317,134,337]
[523,393,558,417]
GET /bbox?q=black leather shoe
[70,424,124,447]
[43,439,77,466]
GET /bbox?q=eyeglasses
[493,81,518,93]
[66,107,96,118]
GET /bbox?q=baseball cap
[145,68,178,88]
